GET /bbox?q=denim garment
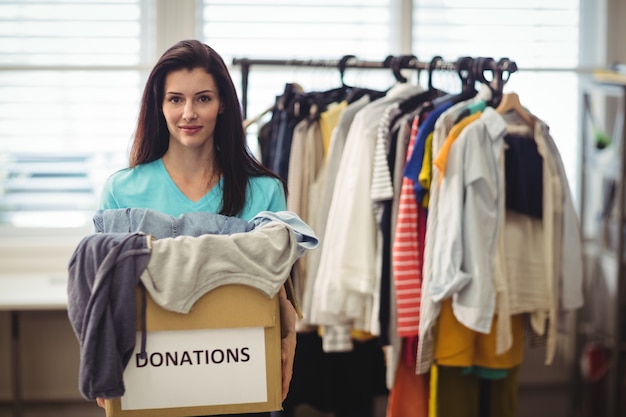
[265,104,283,170]
[250,211,320,256]
[95,208,320,256]
[93,208,252,239]
[271,108,291,180]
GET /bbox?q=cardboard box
[105,284,282,417]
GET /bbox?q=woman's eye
[198,95,211,103]
[168,96,181,104]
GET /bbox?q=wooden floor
[0,385,573,417]
[0,401,102,417]
[0,402,333,417]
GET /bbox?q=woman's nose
[182,102,197,121]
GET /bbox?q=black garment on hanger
[345,86,388,104]
[377,113,409,348]
[263,83,308,180]
[504,134,543,219]
[276,332,388,417]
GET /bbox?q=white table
[0,275,69,417]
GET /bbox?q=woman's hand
[278,286,297,402]
[96,397,105,408]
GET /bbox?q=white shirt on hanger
[311,82,423,335]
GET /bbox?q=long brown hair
[129,39,286,216]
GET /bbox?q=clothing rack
[231,55,518,118]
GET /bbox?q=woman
[96,39,295,417]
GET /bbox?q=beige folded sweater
[139,221,298,313]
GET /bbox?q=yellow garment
[319,100,348,157]
[317,326,376,342]
[433,111,482,182]
[434,365,520,417]
[417,132,434,208]
[434,298,524,369]
[351,329,376,341]
[429,364,438,417]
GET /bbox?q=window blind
[412,0,581,192]
[0,0,150,228]
[0,0,583,228]
[412,0,579,69]
[201,0,392,60]
[201,0,396,126]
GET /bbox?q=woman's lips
[180,125,202,134]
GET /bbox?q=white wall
[607,0,626,66]
[0,229,89,403]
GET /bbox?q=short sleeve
[98,174,120,210]
[240,176,287,220]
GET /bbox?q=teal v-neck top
[98,159,286,221]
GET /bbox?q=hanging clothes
[258,78,392,417]
[244,56,584,417]
[412,90,583,417]
[286,112,324,304]
[302,95,372,339]
[311,81,423,335]
[495,108,584,362]
[417,85,494,375]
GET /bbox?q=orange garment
[386,345,430,417]
[434,298,524,368]
[433,111,482,182]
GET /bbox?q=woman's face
[162,67,223,152]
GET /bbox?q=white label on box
[120,327,267,410]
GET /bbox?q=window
[201,0,398,133]
[412,0,581,196]
[0,0,584,233]
[0,0,152,229]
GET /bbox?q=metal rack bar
[230,55,511,118]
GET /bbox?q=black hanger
[444,55,478,105]
[337,54,389,104]
[474,57,518,107]
[305,53,374,118]
[429,55,468,109]
[474,57,503,106]
[427,55,443,91]
[391,55,417,83]
[338,54,356,88]
[497,57,517,87]
[383,54,395,69]
[334,54,392,104]
[398,55,449,114]
[296,54,354,118]
[456,56,475,94]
